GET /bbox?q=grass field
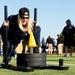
[0,54,75,75]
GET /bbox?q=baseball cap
[19,7,30,17]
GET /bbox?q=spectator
[46,36,53,55]
[41,37,46,53]
[52,38,55,54]
[62,19,74,57]
[56,34,63,55]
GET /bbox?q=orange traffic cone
[28,31,37,47]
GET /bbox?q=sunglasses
[20,16,29,19]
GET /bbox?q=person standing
[46,36,53,55]
[62,19,74,57]
[56,34,63,55]
[41,37,46,53]
[52,38,55,54]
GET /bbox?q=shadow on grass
[0,63,34,72]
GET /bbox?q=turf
[0,54,75,75]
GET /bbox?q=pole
[59,59,63,66]
[34,8,37,22]
[3,5,8,64]
[34,8,37,33]
[33,8,37,53]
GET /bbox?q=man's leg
[58,44,60,55]
[64,46,68,57]
[69,46,73,57]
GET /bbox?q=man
[62,19,74,57]
[41,37,46,53]
[32,21,41,53]
[46,36,53,55]
[57,34,63,55]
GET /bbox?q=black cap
[19,7,30,16]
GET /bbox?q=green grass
[0,54,75,75]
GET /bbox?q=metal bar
[34,8,37,36]
[59,59,63,66]
[33,8,37,53]
[3,5,8,64]
[34,8,37,22]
